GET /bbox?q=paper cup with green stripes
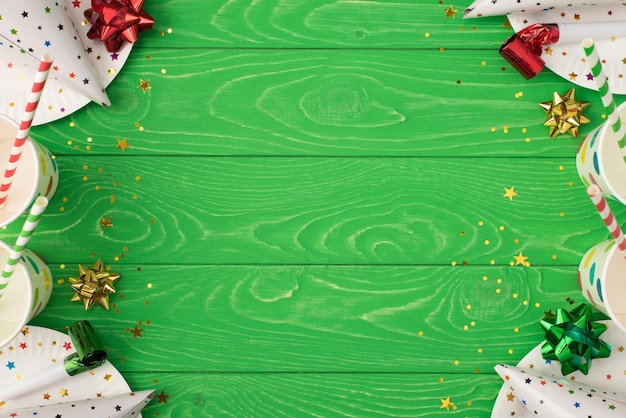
[0,240,52,349]
[578,239,626,333]
[576,102,626,205]
[0,113,58,228]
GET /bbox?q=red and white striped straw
[0,54,53,208]
[587,185,626,259]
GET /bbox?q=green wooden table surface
[1,1,621,416]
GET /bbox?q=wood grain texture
[141,0,511,49]
[0,156,613,266]
[29,48,602,158]
[124,372,501,417]
[30,265,579,373]
[0,1,608,415]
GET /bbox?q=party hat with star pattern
[0,390,154,418]
[0,2,110,106]
[493,364,626,417]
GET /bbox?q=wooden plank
[141,0,512,49]
[0,156,611,266]
[30,48,597,158]
[124,371,502,417]
[30,265,580,373]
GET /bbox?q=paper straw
[0,196,48,296]
[587,185,626,259]
[0,54,53,208]
[582,38,626,157]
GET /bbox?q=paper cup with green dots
[578,239,626,332]
[576,102,626,205]
[0,113,58,228]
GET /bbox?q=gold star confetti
[440,396,454,411]
[100,216,113,230]
[539,88,590,137]
[137,79,151,93]
[116,138,129,152]
[59,388,68,397]
[568,72,577,80]
[157,390,169,404]
[69,260,120,310]
[506,392,515,401]
[104,373,112,381]
[503,186,517,201]
[513,252,528,266]
[444,5,457,18]
[130,325,143,338]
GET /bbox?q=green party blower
[0,320,107,401]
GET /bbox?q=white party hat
[0,390,154,418]
[495,364,626,417]
[0,2,110,106]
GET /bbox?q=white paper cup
[576,102,626,205]
[0,240,53,349]
[578,239,626,332]
[0,114,58,228]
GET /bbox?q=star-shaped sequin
[539,88,590,137]
[100,216,113,230]
[137,79,151,93]
[444,5,457,18]
[157,390,169,404]
[513,252,528,266]
[116,138,129,152]
[130,325,143,338]
[503,186,517,201]
[440,396,453,411]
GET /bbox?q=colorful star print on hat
[494,364,626,417]
[0,2,110,106]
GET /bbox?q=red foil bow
[499,23,559,79]
[85,0,154,53]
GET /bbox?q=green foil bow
[540,303,611,376]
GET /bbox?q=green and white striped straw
[582,38,626,158]
[0,196,48,295]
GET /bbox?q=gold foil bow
[69,260,120,310]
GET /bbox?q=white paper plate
[505,7,626,93]
[0,1,132,125]
[491,320,626,417]
[0,325,141,417]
